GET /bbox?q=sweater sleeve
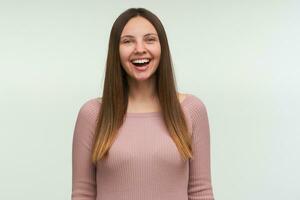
[188,97,215,200]
[71,101,97,200]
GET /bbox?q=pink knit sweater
[72,93,215,200]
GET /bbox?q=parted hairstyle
[91,7,193,164]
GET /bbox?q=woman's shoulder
[181,93,209,121]
[79,94,208,117]
[182,93,207,109]
[80,97,102,108]
[77,97,102,120]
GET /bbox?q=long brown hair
[92,8,193,164]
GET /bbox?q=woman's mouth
[131,58,151,71]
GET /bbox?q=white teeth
[131,59,150,64]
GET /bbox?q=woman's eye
[122,39,133,44]
[146,38,156,42]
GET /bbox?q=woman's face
[119,16,161,82]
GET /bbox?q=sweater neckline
[125,93,192,118]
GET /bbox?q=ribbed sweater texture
[72,93,215,200]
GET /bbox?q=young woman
[72,7,215,200]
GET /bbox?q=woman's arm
[188,97,215,200]
[71,102,97,200]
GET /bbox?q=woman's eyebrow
[121,33,158,38]
[144,33,158,37]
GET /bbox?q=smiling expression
[119,16,161,82]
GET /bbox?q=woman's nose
[134,41,146,53]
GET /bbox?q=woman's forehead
[121,16,157,37]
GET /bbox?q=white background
[1,0,299,199]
